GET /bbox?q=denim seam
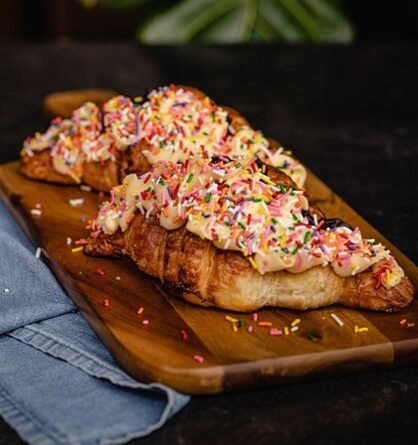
[10,325,145,389]
[3,329,189,445]
[0,382,76,445]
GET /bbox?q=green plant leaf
[137,0,353,44]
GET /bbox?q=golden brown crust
[21,86,269,191]
[340,270,414,312]
[85,214,414,312]
[20,150,76,185]
[82,160,120,192]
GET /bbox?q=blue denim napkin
[0,202,190,445]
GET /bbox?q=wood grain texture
[43,88,118,119]
[0,161,417,394]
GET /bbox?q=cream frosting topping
[22,85,307,187]
[91,156,403,288]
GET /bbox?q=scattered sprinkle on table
[71,246,84,253]
[115,276,121,281]
[270,328,283,336]
[252,313,258,322]
[80,185,92,192]
[247,326,254,334]
[291,318,301,327]
[30,209,42,216]
[35,203,42,209]
[35,247,41,259]
[69,198,84,207]
[137,307,144,315]
[225,315,240,332]
[400,319,416,328]
[4,288,10,293]
[330,313,344,327]
[180,329,188,341]
[290,326,299,333]
[354,325,368,333]
[103,299,110,308]
[66,237,72,246]
[142,319,149,326]
[96,268,105,276]
[284,327,289,335]
[258,321,272,327]
[193,354,204,364]
[75,238,88,245]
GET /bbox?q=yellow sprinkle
[225,315,238,323]
[284,326,289,336]
[68,172,81,184]
[354,325,368,333]
[71,246,84,253]
[248,257,258,270]
[291,318,301,327]
[232,323,238,333]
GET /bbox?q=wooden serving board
[0,162,417,395]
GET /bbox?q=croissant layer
[20,86,256,191]
[85,214,414,312]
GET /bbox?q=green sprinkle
[159,141,164,148]
[292,213,299,222]
[236,163,241,168]
[159,177,166,186]
[211,112,215,122]
[271,218,278,224]
[239,319,244,327]
[291,246,300,255]
[253,198,262,202]
[224,221,230,226]
[281,247,289,254]
[187,173,193,183]
[146,186,152,192]
[279,184,286,193]
[288,225,295,230]
[238,222,246,230]
[205,192,211,203]
[304,231,311,244]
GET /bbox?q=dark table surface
[0,43,417,445]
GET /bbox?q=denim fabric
[0,203,190,445]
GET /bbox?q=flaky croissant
[85,157,413,312]
[85,213,413,312]
[21,85,305,191]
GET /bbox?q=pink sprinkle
[252,313,258,322]
[142,319,149,326]
[193,354,204,363]
[35,203,42,209]
[180,329,188,341]
[270,328,283,336]
[137,307,144,315]
[258,321,272,327]
[96,268,105,276]
[103,299,110,308]
[247,326,254,334]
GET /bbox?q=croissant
[85,157,414,312]
[21,85,306,191]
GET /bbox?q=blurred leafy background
[79,0,353,43]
